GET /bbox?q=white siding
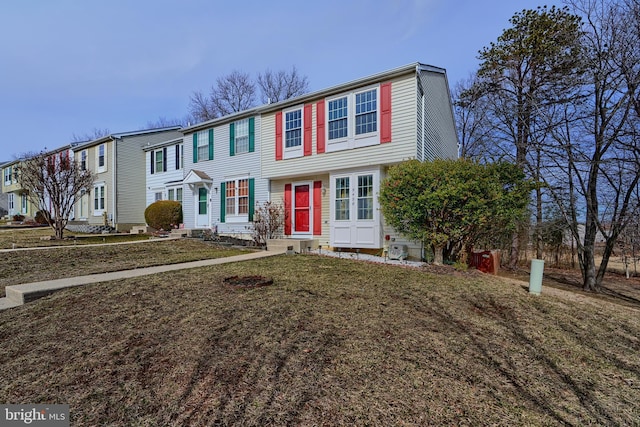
[144,142,184,208]
[418,70,458,160]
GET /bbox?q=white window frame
[7,193,14,214]
[4,166,12,185]
[97,144,106,173]
[80,150,87,171]
[325,85,380,153]
[21,193,28,214]
[234,119,250,155]
[282,105,304,159]
[225,177,250,222]
[93,183,105,215]
[196,130,208,162]
[154,149,165,173]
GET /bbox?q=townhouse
[258,63,458,257]
[70,127,181,232]
[143,137,185,207]
[180,108,269,238]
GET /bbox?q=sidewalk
[1,249,286,311]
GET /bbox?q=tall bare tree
[15,150,95,239]
[257,66,309,104]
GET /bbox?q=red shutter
[304,104,312,156]
[284,184,292,235]
[380,82,392,143]
[275,112,283,160]
[316,100,325,154]
[313,181,322,236]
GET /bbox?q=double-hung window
[197,130,209,162]
[80,151,87,171]
[357,175,374,220]
[155,149,164,173]
[21,194,28,214]
[167,187,182,203]
[285,110,302,148]
[98,144,105,171]
[234,119,249,154]
[225,178,249,216]
[326,86,380,152]
[94,183,105,214]
[3,166,12,185]
[8,193,14,212]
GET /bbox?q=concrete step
[0,297,21,310]
[267,238,318,253]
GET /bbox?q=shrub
[35,210,50,225]
[12,214,25,222]
[249,201,285,246]
[144,200,183,231]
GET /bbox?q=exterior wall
[115,130,181,231]
[86,141,113,227]
[183,116,268,239]
[144,141,184,208]
[260,73,418,180]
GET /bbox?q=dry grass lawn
[1,254,639,426]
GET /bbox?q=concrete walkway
[1,249,286,311]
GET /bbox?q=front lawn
[1,255,639,425]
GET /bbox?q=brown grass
[1,255,639,425]
[0,239,251,296]
[0,227,151,249]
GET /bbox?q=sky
[0,0,560,161]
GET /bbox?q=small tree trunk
[582,245,598,291]
[433,245,444,265]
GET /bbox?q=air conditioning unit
[388,244,408,260]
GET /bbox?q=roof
[182,62,447,134]
[142,137,184,152]
[184,169,213,184]
[73,126,182,151]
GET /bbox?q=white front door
[196,186,209,227]
[330,170,381,248]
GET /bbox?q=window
[94,183,105,213]
[80,151,87,170]
[328,97,348,140]
[355,89,377,135]
[198,187,207,215]
[234,119,249,154]
[285,110,302,148]
[98,144,105,170]
[335,177,350,220]
[8,193,14,212]
[357,175,374,220]
[176,145,183,170]
[155,149,164,173]
[197,130,209,162]
[155,192,163,201]
[168,189,174,200]
[3,166,12,185]
[21,194,28,214]
[225,178,249,216]
[176,188,182,203]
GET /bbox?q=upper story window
[80,151,87,171]
[285,110,302,148]
[328,97,348,140]
[3,166,12,185]
[155,149,164,173]
[97,144,106,173]
[197,130,209,162]
[176,144,183,170]
[234,119,249,154]
[355,89,377,135]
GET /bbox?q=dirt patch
[223,275,274,289]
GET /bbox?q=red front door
[294,185,310,233]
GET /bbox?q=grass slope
[1,255,639,426]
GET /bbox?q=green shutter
[208,129,214,160]
[220,182,226,223]
[248,117,255,153]
[248,178,255,221]
[229,123,235,157]
[192,133,198,163]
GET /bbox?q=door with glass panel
[196,186,209,227]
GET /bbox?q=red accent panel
[380,82,392,143]
[284,183,292,235]
[316,100,325,153]
[313,181,322,236]
[275,111,283,160]
[304,104,312,156]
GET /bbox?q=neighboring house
[143,137,184,207]
[1,159,38,220]
[0,161,8,217]
[70,127,182,232]
[181,108,269,238]
[259,63,458,257]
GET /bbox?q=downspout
[112,137,117,230]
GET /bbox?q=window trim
[3,166,12,185]
[282,105,304,159]
[325,85,380,153]
[97,144,106,173]
[93,183,105,215]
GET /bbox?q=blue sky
[0,0,558,160]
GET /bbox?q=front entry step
[267,239,318,253]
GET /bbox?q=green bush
[144,200,183,231]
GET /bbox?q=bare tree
[15,150,95,239]
[257,66,309,104]
[144,116,189,129]
[71,128,110,143]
